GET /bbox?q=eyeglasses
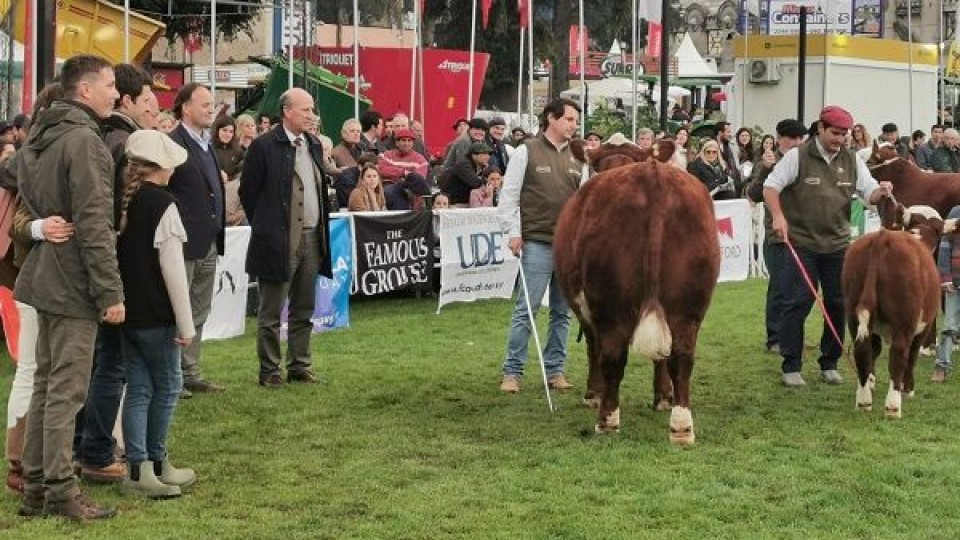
[704,150,718,154]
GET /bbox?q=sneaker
[821,370,844,385]
[45,491,117,520]
[931,366,948,383]
[782,372,806,386]
[548,374,574,391]
[81,461,127,484]
[179,388,193,399]
[184,380,225,393]
[500,375,520,393]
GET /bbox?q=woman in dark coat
[687,139,736,200]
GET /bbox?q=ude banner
[436,208,519,311]
[313,216,353,332]
[350,212,433,296]
[714,199,752,282]
[205,226,252,341]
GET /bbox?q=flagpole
[287,0,294,89]
[940,0,945,120]
[124,0,130,62]
[211,0,217,99]
[908,0,915,132]
[468,0,478,118]
[518,27,525,119]
[822,1,831,108]
[353,0,360,118]
[527,0,535,131]
[409,0,418,117]
[578,0,586,131]
[631,0,638,138]
[741,0,748,128]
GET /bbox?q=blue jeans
[937,291,960,370]
[778,246,846,374]
[763,241,787,349]
[502,241,571,378]
[78,324,125,467]
[121,326,182,465]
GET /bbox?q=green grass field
[2,279,960,539]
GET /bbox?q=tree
[130,0,264,43]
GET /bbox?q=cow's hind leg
[666,320,698,446]
[595,341,629,434]
[885,335,911,419]
[581,325,603,409]
[853,327,879,412]
[652,361,674,411]
[904,334,924,398]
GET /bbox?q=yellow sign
[947,41,960,78]
[733,34,939,67]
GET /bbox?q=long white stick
[124,0,130,62]
[631,0,638,138]
[518,28,525,120]
[527,0,534,131]
[908,0,914,132]
[353,0,360,118]
[211,0,217,98]
[288,0,294,89]
[409,0,418,116]
[468,0,477,118]
[578,0,586,129]
[517,257,556,413]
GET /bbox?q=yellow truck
[1,0,165,64]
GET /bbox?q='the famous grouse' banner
[350,212,433,296]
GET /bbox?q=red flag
[420,0,427,19]
[482,0,493,29]
[647,21,662,58]
[518,0,529,28]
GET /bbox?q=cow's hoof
[582,395,601,409]
[653,399,672,411]
[885,384,902,420]
[885,407,902,419]
[907,390,916,398]
[594,408,620,433]
[669,407,694,446]
[856,403,872,412]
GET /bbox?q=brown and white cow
[842,208,956,418]
[556,135,721,444]
[869,144,960,219]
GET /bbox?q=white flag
[637,0,662,23]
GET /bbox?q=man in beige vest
[497,98,583,393]
[763,106,893,387]
[240,88,333,387]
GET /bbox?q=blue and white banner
[436,208,519,311]
[313,216,353,332]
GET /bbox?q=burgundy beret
[819,106,854,131]
[394,128,416,140]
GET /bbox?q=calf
[869,144,960,219]
[556,135,721,444]
[842,210,956,418]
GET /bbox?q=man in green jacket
[14,55,124,521]
[929,128,960,173]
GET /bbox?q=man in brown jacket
[14,55,124,520]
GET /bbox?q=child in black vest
[119,130,197,499]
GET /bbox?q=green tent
[258,57,372,145]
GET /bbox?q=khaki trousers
[181,242,218,385]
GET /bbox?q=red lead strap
[784,237,845,349]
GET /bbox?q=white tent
[675,33,718,78]
[560,77,645,107]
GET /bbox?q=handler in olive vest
[497,98,583,394]
[763,106,893,387]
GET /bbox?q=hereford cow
[842,208,956,418]
[868,144,960,219]
[555,134,721,444]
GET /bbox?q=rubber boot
[123,461,181,499]
[155,458,196,489]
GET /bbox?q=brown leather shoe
[932,366,948,383]
[45,491,116,521]
[184,380,225,393]
[548,374,574,391]
[81,461,127,484]
[259,374,284,388]
[5,461,23,494]
[17,486,43,517]
[500,375,520,393]
[287,371,317,384]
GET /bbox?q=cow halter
[867,156,900,171]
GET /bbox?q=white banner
[204,226,251,341]
[766,0,854,35]
[436,208,519,311]
[715,199,752,282]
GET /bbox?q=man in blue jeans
[497,98,583,393]
[933,205,960,382]
[763,106,893,387]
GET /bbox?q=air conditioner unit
[748,59,781,84]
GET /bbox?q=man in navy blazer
[166,83,226,396]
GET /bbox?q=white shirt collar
[284,127,304,145]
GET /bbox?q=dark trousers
[77,324,125,467]
[778,246,846,374]
[763,241,787,348]
[256,229,319,379]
